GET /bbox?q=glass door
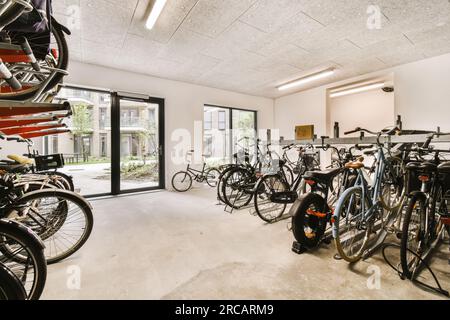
[115,95,164,193]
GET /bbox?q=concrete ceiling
[53,0,450,98]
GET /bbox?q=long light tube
[277,69,335,91]
[146,0,167,30]
[330,82,385,98]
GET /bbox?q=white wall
[329,89,395,137]
[275,52,450,137]
[395,53,450,132]
[274,87,327,140]
[66,61,274,187]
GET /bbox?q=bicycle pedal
[291,241,308,254]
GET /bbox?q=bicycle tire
[400,192,427,279]
[217,165,237,204]
[0,219,46,300]
[221,167,254,209]
[254,174,289,223]
[0,262,27,300]
[206,168,221,188]
[291,193,328,248]
[333,186,372,263]
[5,189,93,264]
[171,171,192,192]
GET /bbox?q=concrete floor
[42,187,449,300]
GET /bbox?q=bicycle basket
[34,153,64,171]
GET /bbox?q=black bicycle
[400,145,450,279]
[253,144,320,223]
[171,150,221,192]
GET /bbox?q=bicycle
[253,144,320,223]
[171,150,221,192]
[332,126,405,262]
[0,172,94,264]
[400,144,450,279]
[0,0,70,101]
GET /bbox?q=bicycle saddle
[0,163,30,174]
[303,167,343,184]
[406,161,437,172]
[345,157,365,169]
[7,154,34,165]
[438,162,450,174]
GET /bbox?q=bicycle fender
[0,219,45,249]
[51,16,71,35]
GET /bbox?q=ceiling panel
[182,0,256,38]
[59,0,450,98]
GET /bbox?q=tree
[71,103,92,161]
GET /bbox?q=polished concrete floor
[42,187,449,300]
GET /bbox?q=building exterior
[43,88,158,163]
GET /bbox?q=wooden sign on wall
[295,125,314,140]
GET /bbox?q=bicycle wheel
[0,262,27,300]
[281,164,294,186]
[41,171,75,191]
[333,186,372,263]
[222,167,254,209]
[171,171,192,192]
[291,193,328,248]
[5,189,94,264]
[206,168,220,188]
[380,157,405,211]
[217,165,235,203]
[254,174,289,223]
[0,219,46,300]
[1,23,69,100]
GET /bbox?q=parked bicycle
[171,150,221,192]
[400,142,450,278]
[332,126,405,263]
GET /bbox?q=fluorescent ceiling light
[278,69,335,91]
[146,0,167,30]
[329,82,385,98]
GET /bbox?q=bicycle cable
[381,243,449,297]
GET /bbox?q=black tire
[205,168,221,188]
[282,164,294,186]
[0,219,47,300]
[5,189,94,264]
[254,174,289,223]
[216,165,236,204]
[1,24,69,100]
[221,167,254,209]
[0,263,27,300]
[291,193,328,248]
[400,193,427,279]
[171,171,192,192]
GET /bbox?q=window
[204,110,212,130]
[51,135,59,154]
[100,134,107,157]
[203,105,256,165]
[99,108,108,129]
[218,111,226,130]
[204,136,213,157]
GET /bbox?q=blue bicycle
[332,127,405,262]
